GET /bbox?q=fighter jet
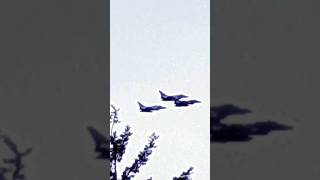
[174,99,201,107]
[159,90,188,101]
[87,126,109,159]
[138,102,166,112]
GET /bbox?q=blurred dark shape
[211,104,252,124]
[174,99,201,107]
[172,167,194,180]
[0,167,10,180]
[87,126,109,159]
[159,90,188,101]
[137,102,166,113]
[0,135,32,180]
[211,104,292,143]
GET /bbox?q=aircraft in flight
[159,90,188,101]
[87,126,109,159]
[174,99,201,107]
[138,102,166,112]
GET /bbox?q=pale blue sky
[111,0,210,179]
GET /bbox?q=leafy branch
[173,167,194,180]
[121,133,159,180]
[87,105,195,179]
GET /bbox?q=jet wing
[187,100,201,104]
[173,95,188,100]
[143,107,154,111]
[151,105,166,110]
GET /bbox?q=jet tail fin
[137,102,145,109]
[159,90,167,97]
[87,126,108,145]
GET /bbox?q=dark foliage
[109,105,160,180]
[0,133,32,180]
[87,105,195,179]
[211,104,292,143]
[110,126,133,180]
[172,167,194,180]
[121,133,159,180]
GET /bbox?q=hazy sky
[110,0,210,179]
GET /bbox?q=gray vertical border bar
[107,0,110,179]
[0,0,110,179]
[210,0,214,178]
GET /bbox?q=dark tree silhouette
[0,132,32,180]
[121,133,158,180]
[110,125,133,180]
[88,105,194,180]
[172,167,194,180]
[109,105,161,180]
